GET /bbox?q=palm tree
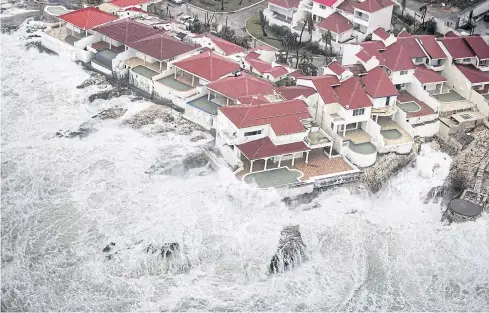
[296,12,315,68]
[420,4,427,27]
[221,0,224,11]
[258,10,267,37]
[401,0,407,17]
[282,30,297,64]
[320,30,333,64]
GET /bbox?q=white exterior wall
[269,127,307,145]
[365,6,393,33]
[337,105,372,123]
[412,121,440,137]
[340,43,362,66]
[135,51,158,64]
[343,146,377,167]
[393,109,415,138]
[390,69,415,85]
[370,96,397,108]
[311,2,334,20]
[405,78,442,111]
[129,69,154,94]
[40,32,76,60]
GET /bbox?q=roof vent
[233,69,242,76]
[346,105,350,109]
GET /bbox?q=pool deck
[124,57,162,73]
[377,118,413,146]
[132,65,159,79]
[397,91,436,118]
[243,167,302,188]
[432,90,465,102]
[156,76,193,91]
[238,149,353,183]
[187,95,219,115]
[341,129,371,144]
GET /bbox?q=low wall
[129,70,154,95]
[470,90,489,117]
[40,33,76,60]
[394,109,416,138]
[183,104,214,130]
[343,146,377,167]
[216,135,242,168]
[413,120,440,137]
[91,61,112,76]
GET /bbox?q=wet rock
[105,254,113,260]
[91,107,127,120]
[25,39,56,54]
[88,86,132,102]
[145,243,180,259]
[147,152,211,176]
[77,72,107,89]
[123,106,175,129]
[270,225,306,274]
[56,122,95,139]
[182,151,209,170]
[102,245,111,252]
[423,185,447,204]
[189,134,207,142]
[361,149,417,193]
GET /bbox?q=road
[157,0,267,36]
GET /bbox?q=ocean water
[2,25,489,312]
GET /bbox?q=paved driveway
[161,0,267,36]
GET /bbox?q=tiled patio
[238,149,353,182]
[340,129,371,144]
[157,76,194,91]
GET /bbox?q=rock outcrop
[360,148,418,193]
[270,225,306,274]
[56,122,96,139]
[123,106,175,129]
[92,107,127,120]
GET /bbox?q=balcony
[354,13,369,22]
[304,127,332,149]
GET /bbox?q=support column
[291,154,295,166]
[109,38,112,49]
[144,54,146,65]
[278,156,282,167]
[192,75,195,87]
[226,97,229,106]
[208,91,211,101]
[174,70,177,79]
[376,115,379,123]
[329,144,333,158]
[71,25,74,36]
[305,151,310,164]
[160,61,162,72]
[343,126,346,137]
[264,158,268,170]
[249,160,254,173]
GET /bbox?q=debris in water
[56,122,95,139]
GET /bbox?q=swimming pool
[381,129,402,140]
[348,141,377,154]
[398,101,421,113]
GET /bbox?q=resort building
[191,33,246,62]
[215,100,359,188]
[265,0,395,47]
[40,7,118,62]
[98,0,161,14]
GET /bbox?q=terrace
[88,41,125,54]
[187,95,220,115]
[377,117,413,146]
[157,75,194,91]
[238,149,354,187]
[46,24,89,45]
[124,57,164,73]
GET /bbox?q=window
[462,58,472,63]
[415,57,424,63]
[319,4,326,9]
[244,130,262,136]
[353,108,364,116]
[400,70,408,75]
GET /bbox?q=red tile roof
[269,0,301,8]
[246,51,260,59]
[299,76,340,104]
[124,7,149,13]
[93,19,161,45]
[317,12,353,34]
[397,90,436,118]
[173,51,239,81]
[127,32,198,61]
[289,70,305,79]
[444,31,459,37]
[382,43,415,71]
[59,7,118,30]
[338,0,395,13]
[355,41,385,64]
[327,61,346,75]
[456,64,489,84]
[110,0,148,7]
[440,37,475,59]
[219,99,311,135]
[277,85,317,100]
[397,36,426,58]
[334,76,372,109]
[373,27,390,40]
[236,95,270,105]
[208,33,246,55]
[206,73,275,100]
[361,66,399,98]
[464,36,489,60]
[413,66,447,84]
[312,0,339,7]
[237,137,309,160]
[416,35,447,59]
[245,56,273,73]
[264,66,289,77]
[397,30,411,37]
